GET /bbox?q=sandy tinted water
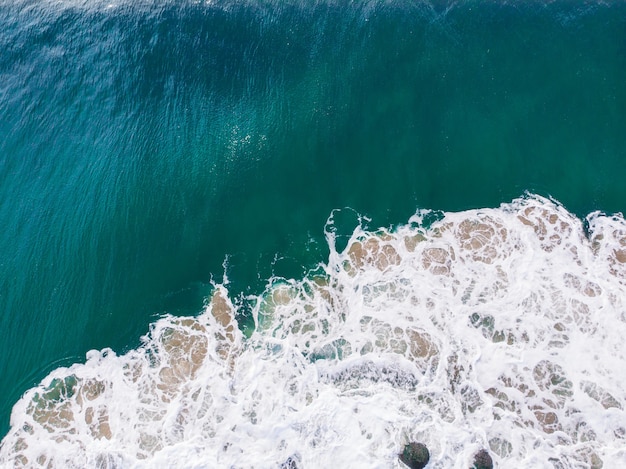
[2,195,626,467]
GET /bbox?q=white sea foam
[1,194,626,468]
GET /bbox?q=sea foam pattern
[1,195,625,468]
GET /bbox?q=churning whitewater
[1,195,625,468]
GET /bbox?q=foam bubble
[2,195,626,467]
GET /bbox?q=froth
[2,195,626,468]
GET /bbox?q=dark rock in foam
[399,442,430,469]
[281,454,300,469]
[472,449,494,469]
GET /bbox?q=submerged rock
[472,449,494,469]
[399,442,430,469]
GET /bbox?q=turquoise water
[0,0,625,444]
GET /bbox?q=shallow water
[2,195,626,467]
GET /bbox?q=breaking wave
[2,194,626,468]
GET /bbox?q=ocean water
[0,0,625,467]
